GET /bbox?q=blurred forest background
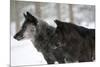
[10,0,95,36]
[10,0,95,66]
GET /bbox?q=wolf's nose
[13,35,17,39]
[13,35,20,40]
[13,34,24,41]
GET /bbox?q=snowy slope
[11,36,47,66]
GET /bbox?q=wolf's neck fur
[31,20,56,51]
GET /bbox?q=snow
[11,36,47,66]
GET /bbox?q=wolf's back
[54,20,95,62]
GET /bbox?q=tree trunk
[68,4,74,23]
[15,0,20,32]
[55,3,61,20]
[34,2,41,18]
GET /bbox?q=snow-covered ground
[11,36,47,66]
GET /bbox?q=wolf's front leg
[53,49,65,64]
[43,52,56,64]
[44,57,55,64]
[56,57,65,64]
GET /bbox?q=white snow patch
[11,36,47,66]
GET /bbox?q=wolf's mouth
[14,35,24,41]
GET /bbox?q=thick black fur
[54,20,95,62]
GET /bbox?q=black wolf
[14,12,95,64]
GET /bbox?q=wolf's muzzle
[14,34,24,41]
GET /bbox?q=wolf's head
[14,12,38,41]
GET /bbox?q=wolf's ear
[27,12,33,17]
[26,12,37,20]
[26,11,38,25]
[23,13,27,18]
